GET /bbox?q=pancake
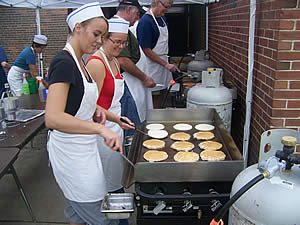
[199,141,223,150]
[143,139,165,149]
[171,141,194,152]
[143,150,168,162]
[170,132,191,141]
[174,151,199,162]
[173,123,193,131]
[195,124,215,131]
[200,150,226,161]
[193,131,215,140]
[148,130,168,139]
[146,123,165,130]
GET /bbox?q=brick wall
[0,6,69,68]
[273,0,300,129]
[209,0,300,164]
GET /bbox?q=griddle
[123,108,243,186]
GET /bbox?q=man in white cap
[114,0,156,139]
[7,34,47,96]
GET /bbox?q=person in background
[45,3,121,225]
[86,17,133,195]
[116,0,156,130]
[7,34,47,96]
[0,46,11,97]
[137,0,179,108]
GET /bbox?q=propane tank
[186,68,232,131]
[187,50,214,81]
[229,130,300,225]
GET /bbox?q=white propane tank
[187,50,215,81]
[228,130,300,225]
[229,164,300,225]
[186,68,232,131]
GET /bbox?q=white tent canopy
[0,0,219,8]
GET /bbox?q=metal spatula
[119,151,135,168]
[120,117,149,137]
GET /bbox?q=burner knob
[153,201,166,215]
[182,200,193,212]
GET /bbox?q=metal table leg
[9,165,36,222]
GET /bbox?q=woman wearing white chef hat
[46,3,121,225]
[86,17,134,194]
[7,34,47,96]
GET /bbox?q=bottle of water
[22,73,30,95]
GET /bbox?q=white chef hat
[108,17,129,34]
[66,2,105,31]
[33,34,48,45]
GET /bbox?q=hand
[119,116,135,130]
[99,125,123,152]
[165,63,180,73]
[142,76,156,88]
[93,108,106,124]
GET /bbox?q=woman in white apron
[7,34,47,96]
[136,0,179,108]
[45,3,121,225]
[86,17,134,193]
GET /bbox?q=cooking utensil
[118,150,135,168]
[120,117,149,137]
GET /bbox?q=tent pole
[205,5,208,51]
[242,0,256,168]
[36,3,44,78]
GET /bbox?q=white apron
[137,9,172,92]
[7,65,28,96]
[48,43,107,202]
[122,31,153,122]
[97,49,125,192]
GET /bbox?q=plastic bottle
[36,76,47,102]
[22,73,30,95]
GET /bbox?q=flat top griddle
[123,108,244,186]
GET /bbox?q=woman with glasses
[7,34,47,96]
[86,17,134,194]
[137,0,179,108]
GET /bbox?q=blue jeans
[120,82,141,137]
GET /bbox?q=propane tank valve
[275,136,298,170]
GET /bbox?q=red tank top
[87,55,122,110]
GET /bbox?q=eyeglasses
[108,37,128,47]
[159,0,171,9]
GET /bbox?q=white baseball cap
[66,2,105,31]
[108,17,129,34]
[33,34,48,45]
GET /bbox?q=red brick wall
[209,0,300,164]
[0,6,69,69]
[273,0,300,129]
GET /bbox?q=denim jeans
[120,82,141,137]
